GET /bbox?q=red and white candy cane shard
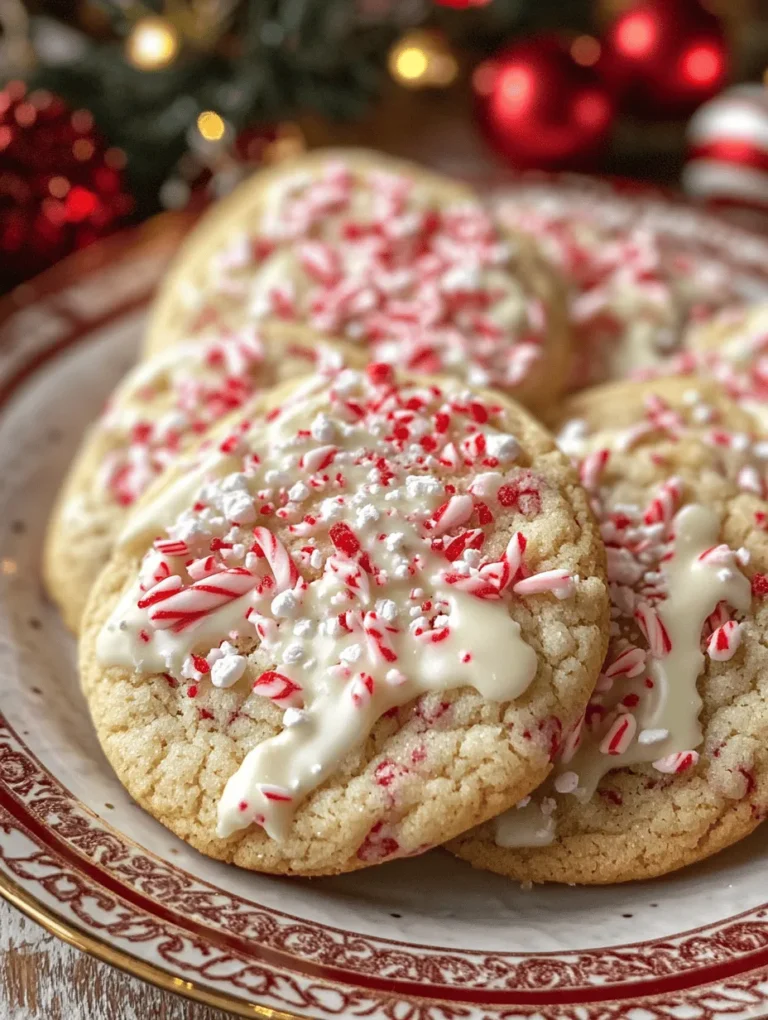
[328,521,360,558]
[502,531,527,584]
[252,670,303,706]
[338,608,363,633]
[147,568,258,631]
[599,713,638,756]
[461,432,487,461]
[298,240,340,285]
[603,644,646,679]
[350,672,375,707]
[465,531,528,597]
[438,442,461,469]
[513,569,575,599]
[644,394,683,436]
[579,448,610,491]
[634,601,673,657]
[252,527,299,593]
[136,574,183,610]
[248,611,278,643]
[653,750,699,774]
[187,555,221,581]
[697,543,733,566]
[643,477,683,526]
[140,553,171,590]
[257,784,293,804]
[427,494,474,536]
[706,601,730,633]
[559,717,584,765]
[706,620,743,661]
[443,531,528,600]
[300,444,337,472]
[442,570,504,600]
[363,611,399,664]
[153,538,190,557]
[328,555,371,604]
[442,528,485,562]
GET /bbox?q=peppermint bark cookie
[494,200,737,391]
[450,376,768,884]
[79,363,608,876]
[144,149,570,413]
[44,324,360,632]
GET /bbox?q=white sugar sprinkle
[211,654,247,689]
[638,728,669,745]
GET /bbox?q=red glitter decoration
[0,81,134,290]
[474,34,615,170]
[600,0,727,120]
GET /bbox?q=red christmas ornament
[0,81,134,290]
[474,35,615,170]
[684,84,768,214]
[601,0,727,120]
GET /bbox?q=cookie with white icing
[449,376,768,884]
[44,323,361,632]
[494,199,737,392]
[79,362,608,876]
[144,149,570,413]
[644,302,768,431]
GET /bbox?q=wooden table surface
[0,905,232,1020]
[0,84,689,1019]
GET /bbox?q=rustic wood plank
[0,901,232,1020]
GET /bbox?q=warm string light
[388,30,458,89]
[126,16,180,71]
[197,110,226,141]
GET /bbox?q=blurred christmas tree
[5,0,593,217]
[3,0,765,291]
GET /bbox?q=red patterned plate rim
[2,181,768,1020]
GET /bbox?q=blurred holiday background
[2,0,768,291]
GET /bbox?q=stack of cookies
[45,149,768,883]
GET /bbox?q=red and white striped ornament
[684,85,768,216]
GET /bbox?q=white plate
[3,186,768,1020]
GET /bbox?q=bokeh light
[126,17,180,71]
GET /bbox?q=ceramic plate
[4,183,768,1020]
